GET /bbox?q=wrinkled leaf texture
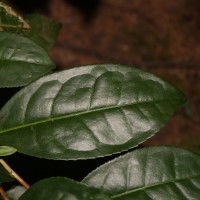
[83,146,200,199]
[0,64,186,160]
[0,32,55,87]
[19,177,111,200]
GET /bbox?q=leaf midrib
[111,173,200,198]
[0,97,182,134]
[0,58,52,66]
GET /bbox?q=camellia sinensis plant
[0,2,200,200]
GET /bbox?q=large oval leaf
[0,64,186,159]
[0,32,55,87]
[82,146,200,199]
[19,177,111,200]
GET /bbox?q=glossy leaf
[24,14,62,51]
[83,146,200,199]
[0,2,29,33]
[19,177,111,200]
[0,165,14,184]
[0,64,186,159]
[0,146,16,156]
[0,32,55,87]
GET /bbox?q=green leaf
[0,146,16,156]
[83,146,200,199]
[0,64,186,159]
[0,2,30,33]
[0,165,14,184]
[24,14,62,51]
[0,32,55,87]
[19,177,111,200]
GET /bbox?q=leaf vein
[111,174,200,198]
[0,98,183,134]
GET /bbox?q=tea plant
[0,2,200,199]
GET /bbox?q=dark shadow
[65,0,102,23]
[4,152,119,184]
[0,88,20,108]
[7,0,49,13]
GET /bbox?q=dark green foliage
[0,2,199,199]
[0,32,55,87]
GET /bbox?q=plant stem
[0,159,30,189]
[0,186,9,200]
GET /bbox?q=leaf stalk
[0,159,30,189]
[0,186,9,200]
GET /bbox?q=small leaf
[0,2,29,33]
[19,177,111,200]
[0,64,186,159]
[83,146,200,199]
[0,32,55,87]
[0,146,16,156]
[0,165,14,184]
[24,14,62,51]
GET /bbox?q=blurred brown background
[8,0,200,153]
